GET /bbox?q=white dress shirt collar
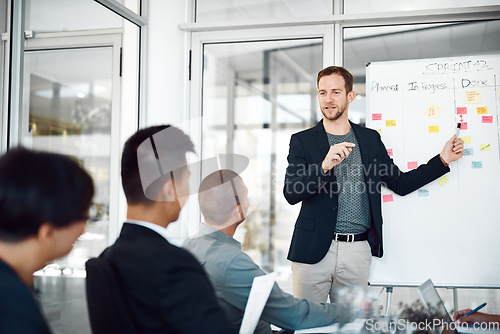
[125,219,170,243]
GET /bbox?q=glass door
[194,32,327,293]
[20,33,121,276]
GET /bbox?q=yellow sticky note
[466,90,481,104]
[437,176,449,187]
[424,102,443,119]
[480,144,491,152]
[386,120,396,127]
[429,125,439,133]
[477,107,488,114]
[461,136,471,144]
[376,129,383,135]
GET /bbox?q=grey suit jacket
[183,224,338,333]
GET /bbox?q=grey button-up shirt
[183,224,338,333]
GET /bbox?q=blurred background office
[1,1,499,333]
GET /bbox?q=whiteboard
[366,55,500,288]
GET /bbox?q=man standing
[92,125,236,333]
[283,66,464,303]
[184,170,339,333]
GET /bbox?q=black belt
[333,232,368,242]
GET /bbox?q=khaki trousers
[291,239,372,303]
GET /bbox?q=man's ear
[37,223,55,247]
[347,90,356,103]
[159,179,177,202]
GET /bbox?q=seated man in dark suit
[0,148,94,334]
[93,125,236,333]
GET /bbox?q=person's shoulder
[293,123,320,137]
[353,123,381,139]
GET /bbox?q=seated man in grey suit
[93,126,236,333]
[183,169,339,333]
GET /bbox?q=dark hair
[198,169,245,225]
[121,125,195,205]
[317,66,354,93]
[0,148,94,241]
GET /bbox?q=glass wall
[22,47,114,273]
[202,39,323,280]
[25,0,123,32]
[0,0,7,154]
[8,0,142,276]
[344,0,499,14]
[196,0,333,22]
[344,20,500,125]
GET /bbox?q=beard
[321,104,346,121]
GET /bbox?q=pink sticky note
[383,194,394,203]
[460,122,468,130]
[482,116,493,123]
[372,113,382,120]
[387,149,393,157]
[457,107,467,114]
[407,161,418,169]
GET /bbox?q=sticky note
[477,107,488,114]
[383,194,393,203]
[376,129,382,135]
[472,161,483,169]
[482,116,493,123]
[386,120,396,127]
[429,125,439,133]
[466,90,481,104]
[407,161,418,169]
[424,102,443,119]
[387,149,393,157]
[437,176,449,187]
[372,113,382,120]
[464,148,473,156]
[480,144,491,152]
[460,122,468,130]
[456,107,467,114]
[418,189,429,197]
[461,136,471,144]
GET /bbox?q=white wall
[145,0,189,127]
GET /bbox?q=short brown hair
[198,170,245,225]
[317,66,354,93]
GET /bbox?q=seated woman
[0,148,94,333]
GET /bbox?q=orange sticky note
[429,125,439,133]
[457,107,467,114]
[383,194,393,203]
[386,120,396,127]
[407,161,418,169]
[466,90,481,104]
[477,107,488,114]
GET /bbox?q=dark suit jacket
[284,120,450,264]
[0,259,52,334]
[99,222,237,333]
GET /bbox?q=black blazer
[99,223,237,334]
[0,259,52,334]
[284,120,450,264]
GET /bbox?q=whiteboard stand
[452,287,458,314]
[384,286,394,316]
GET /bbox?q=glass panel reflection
[197,0,332,22]
[344,0,499,14]
[344,20,500,125]
[23,47,113,275]
[202,39,322,292]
